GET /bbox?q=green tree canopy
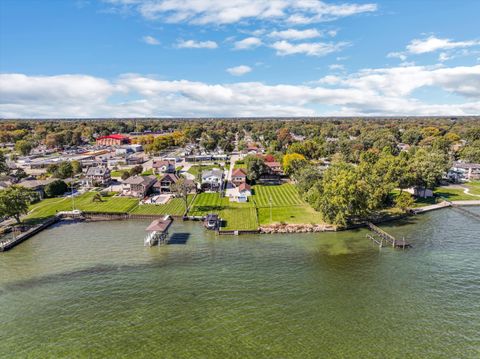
[0,186,34,223]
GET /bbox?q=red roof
[238,183,251,192]
[232,168,247,177]
[97,134,130,140]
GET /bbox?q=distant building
[96,134,131,146]
[85,166,111,186]
[152,160,176,174]
[448,162,480,182]
[122,175,157,198]
[265,162,284,176]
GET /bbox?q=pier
[366,222,410,249]
[144,215,173,246]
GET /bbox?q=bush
[44,180,68,197]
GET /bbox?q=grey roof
[86,166,110,176]
[19,178,56,189]
[123,175,157,186]
[202,169,224,179]
[452,162,480,169]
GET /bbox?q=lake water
[1,208,479,358]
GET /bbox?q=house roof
[453,162,480,169]
[152,160,175,168]
[202,169,224,179]
[154,173,179,186]
[19,178,56,189]
[86,166,110,176]
[96,134,130,141]
[145,217,173,232]
[123,175,157,186]
[265,161,281,167]
[238,183,251,192]
[232,168,247,177]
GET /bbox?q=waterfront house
[153,160,176,174]
[201,169,224,191]
[153,173,179,193]
[122,175,157,198]
[231,168,247,187]
[85,166,111,187]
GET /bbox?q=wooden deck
[367,222,411,249]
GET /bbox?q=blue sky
[0,0,479,118]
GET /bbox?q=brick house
[122,175,157,198]
[231,168,247,187]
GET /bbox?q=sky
[0,0,479,118]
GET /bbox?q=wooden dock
[366,222,411,249]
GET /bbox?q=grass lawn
[466,181,480,195]
[251,183,304,207]
[434,187,478,201]
[25,192,139,223]
[233,161,246,169]
[257,205,323,225]
[220,207,258,231]
[188,193,228,216]
[187,165,223,178]
[111,170,129,178]
[188,192,259,230]
[130,195,194,216]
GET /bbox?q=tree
[121,171,130,180]
[172,178,196,213]
[244,155,267,181]
[282,153,307,175]
[15,140,33,156]
[55,161,74,179]
[410,148,449,190]
[11,168,28,183]
[0,186,34,223]
[0,152,9,175]
[129,165,143,176]
[44,180,68,197]
[71,160,82,175]
[395,192,414,212]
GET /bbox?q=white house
[201,168,224,191]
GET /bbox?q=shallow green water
[1,208,479,358]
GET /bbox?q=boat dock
[366,222,411,249]
[144,215,173,246]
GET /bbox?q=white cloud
[142,35,160,45]
[105,0,377,25]
[177,39,218,49]
[387,52,407,61]
[271,40,348,56]
[406,35,480,54]
[329,64,345,71]
[226,65,252,76]
[234,37,262,50]
[269,28,322,40]
[2,64,479,118]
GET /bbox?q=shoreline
[2,201,479,252]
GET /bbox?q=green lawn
[434,187,478,201]
[257,205,323,225]
[466,181,480,195]
[188,192,258,230]
[187,165,223,178]
[188,193,228,216]
[130,195,194,216]
[219,207,258,231]
[25,192,139,223]
[251,183,304,207]
[111,170,129,178]
[233,161,246,169]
